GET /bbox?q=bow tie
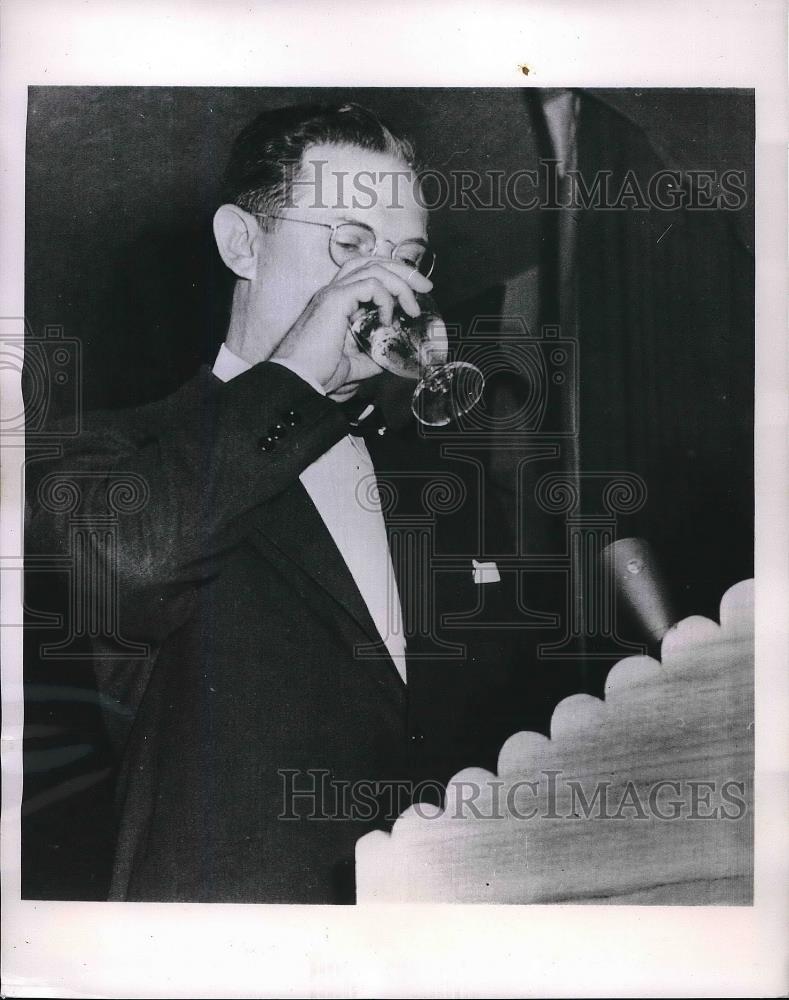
[336,398,388,438]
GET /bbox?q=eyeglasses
[255,213,436,278]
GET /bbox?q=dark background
[23,87,754,897]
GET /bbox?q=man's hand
[271,259,433,399]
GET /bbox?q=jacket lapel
[247,477,393,655]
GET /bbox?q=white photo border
[1,1,787,997]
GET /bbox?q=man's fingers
[334,258,432,297]
[338,277,398,327]
[337,265,422,318]
[272,256,435,396]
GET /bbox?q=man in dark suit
[25,103,530,903]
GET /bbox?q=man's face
[251,142,428,348]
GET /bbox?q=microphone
[600,537,679,645]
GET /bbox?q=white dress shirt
[213,344,407,683]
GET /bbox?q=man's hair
[220,102,416,226]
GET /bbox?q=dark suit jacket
[25,361,532,903]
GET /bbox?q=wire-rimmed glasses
[256,214,436,277]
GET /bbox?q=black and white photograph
[1,2,786,997]
[20,83,757,906]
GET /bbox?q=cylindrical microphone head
[600,537,678,645]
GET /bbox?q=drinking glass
[348,292,484,427]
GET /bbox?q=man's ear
[213,204,262,280]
